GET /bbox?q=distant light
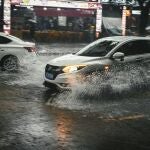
[88,0,98,2]
[30,7,34,11]
[27,6,31,9]
[43,7,47,11]
[13,8,17,11]
[76,9,80,11]
[57,8,61,11]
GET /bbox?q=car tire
[1,55,18,71]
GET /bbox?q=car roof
[101,36,150,42]
[0,32,24,43]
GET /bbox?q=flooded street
[0,43,150,150]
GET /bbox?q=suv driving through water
[44,36,150,90]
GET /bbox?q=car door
[112,40,150,68]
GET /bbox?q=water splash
[46,68,150,115]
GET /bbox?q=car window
[116,40,150,56]
[0,36,12,44]
[76,40,119,57]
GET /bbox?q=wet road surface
[0,43,150,150]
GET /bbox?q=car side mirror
[112,52,124,61]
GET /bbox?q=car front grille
[45,64,63,80]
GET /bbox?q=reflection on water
[55,111,74,147]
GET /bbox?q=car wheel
[1,55,18,71]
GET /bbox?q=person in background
[89,25,95,42]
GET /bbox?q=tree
[136,0,150,35]
[107,0,150,35]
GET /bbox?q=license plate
[46,73,54,80]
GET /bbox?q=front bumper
[44,64,81,89]
[44,73,78,90]
[43,80,71,90]
[44,64,107,89]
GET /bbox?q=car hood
[20,41,35,47]
[24,42,36,47]
[9,41,35,47]
[48,54,106,66]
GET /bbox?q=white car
[44,36,150,90]
[0,32,37,71]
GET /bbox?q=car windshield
[76,40,119,57]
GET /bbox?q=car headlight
[62,65,87,73]
[104,65,109,71]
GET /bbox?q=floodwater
[0,43,150,150]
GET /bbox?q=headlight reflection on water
[55,112,74,145]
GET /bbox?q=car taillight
[24,47,36,52]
